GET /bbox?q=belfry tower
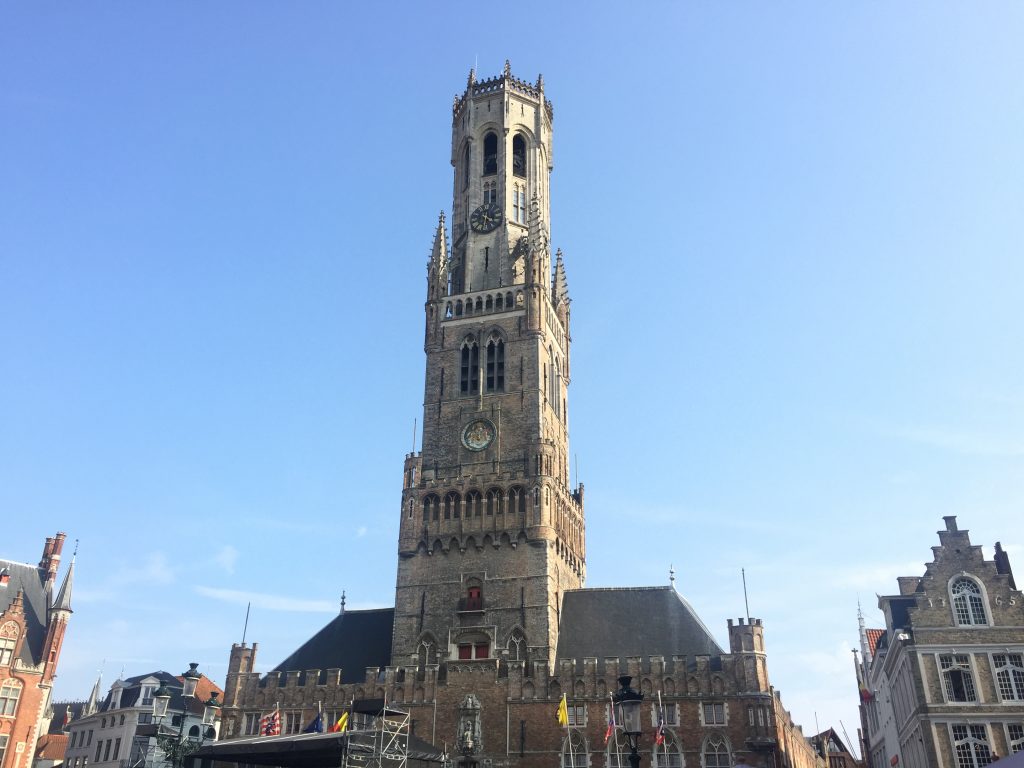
[393,62,584,671]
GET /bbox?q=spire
[427,212,449,298]
[669,564,676,591]
[503,59,512,78]
[467,68,476,88]
[86,669,103,715]
[857,600,872,665]
[51,554,75,614]
[340,590,346,616]
[553,249,570,306]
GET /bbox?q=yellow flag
[557,694,568,727]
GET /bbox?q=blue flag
[303,711,324,733]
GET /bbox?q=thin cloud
[828,560,925,591]
[213,545,239,574]
[886,425,1024,457]
[194,585,337,613]
[119,552,175,585]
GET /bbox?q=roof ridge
[564,586,674,594]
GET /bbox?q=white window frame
[1006,723,1024,754]
[938,653,979,703]
[992,652,1024,701]
[950,723,993,767]
[948,575,991,627]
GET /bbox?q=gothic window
[951,724,993,767]
[486,335,505,392]
[512,134,527,178]
[951,578,988,626]
[508,630,526,660]
[423,494,440,521]
[463,143,471,189]
[0,680,21,717]
[994,653,1024,701]
[455,300,463,317]
[513,185,526,224]
[460,339,479,394]
[940,654,978,702]
[483,132,498,176]
[561,729,588,768]
[702,736,731,768]
[508,485,527,514]
[485,294,493,310]
[444,492,461,519]
[465,586,482,611]
[483,182,496,204]
[652,732,682,768]
[417,639,437,668]
[465,490,482,517]
[485,488,502,515]
[495,293,504,310]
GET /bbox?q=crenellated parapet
[453,62,553,122]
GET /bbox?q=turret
[223,642,258,708]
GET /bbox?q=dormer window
[483,133,497,176]
[512,134,526,178]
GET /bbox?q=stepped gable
[556,586,724,662]
[271,608,394,684]
[0,558,49,664]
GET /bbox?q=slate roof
[271,608,395,684]
[48,701,89,734]
[0,557,50,666]
[555,587,725,666]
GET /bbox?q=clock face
[470,202,502,233]
[461,419,496,451]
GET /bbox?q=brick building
[0,533,74,768]
[857,516,1024,767]
[219,64,820,768]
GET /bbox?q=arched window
[495,293,504,310]
[486,335,505,392]
[486,488,503,515]
[188,725,200,738]
[417,638,437,668]
[652,732,682,768]
[444,492,460,520]
[512,134,527,178]
[463,143,471,189]
[465,490,482,517]
[465,584,482,611]
[509,486,527,514]
[951,577,988,626]
[702,735,731,768]
[561,729,587,768]
[483,133,498,176]
[508,629,526,660]
[423,494,440,522]
[0,680,22,717]
[460,339,479,394]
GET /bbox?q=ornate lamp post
[612,675,644,768]
[151,663,221,768]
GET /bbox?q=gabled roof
[866,629,884,656]
[0,557,50,665]
[555,587,725,665]
[271,608,395,684]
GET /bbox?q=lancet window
[483,133,498,176]
[460,339,479,394]
[486,334,505,392]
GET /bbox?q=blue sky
[3,1,1023,752]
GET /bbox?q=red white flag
[259,708,281,736]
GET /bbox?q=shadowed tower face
[393,63,584,671]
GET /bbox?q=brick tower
[392,62,584,671]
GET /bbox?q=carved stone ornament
[457,693,483,755]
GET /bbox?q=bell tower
[393,63,584,672]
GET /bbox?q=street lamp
[612,676,644,768]
[151,663,220,768]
